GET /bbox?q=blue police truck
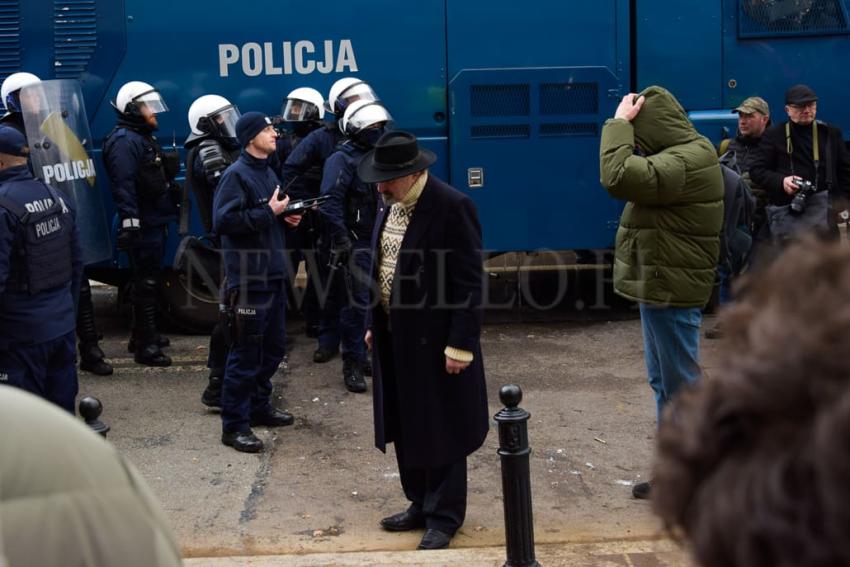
[3,0,850,329]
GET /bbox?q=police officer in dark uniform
[270,87,327,341]
[320,99,391,393]
[283,78,380,362]
[0,126,82,412]
[183,94,242,407]
[103,81,179,367]
[213,112,302,453]
[1,72,113,376]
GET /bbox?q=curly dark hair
[652,236,850,567]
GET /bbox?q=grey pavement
[77,283,717,565]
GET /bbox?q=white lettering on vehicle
[218,40,358,78]
[41,158,96,186]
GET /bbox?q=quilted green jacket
[600,86,723,307]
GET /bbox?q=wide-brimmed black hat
[357,130,436,183]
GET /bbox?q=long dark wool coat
[368,174,489,469]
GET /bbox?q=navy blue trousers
[0,331,78,413]
[317,245,372,363]
[221,289,286,433]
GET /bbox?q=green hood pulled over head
[632,86,701,156]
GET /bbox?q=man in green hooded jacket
[599,86,723,500]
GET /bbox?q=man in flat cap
[360,130,489,551]
[750,84,850,247]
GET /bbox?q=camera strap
[785,121,819,188]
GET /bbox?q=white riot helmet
[282,87,325,122]
[1,72,41,114]
[341,99,392,137]
[114,81,168,116]
[188,94,241,138]
[327,77,379,116]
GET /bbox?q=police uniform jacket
[184,135,240,234]
[282,125,342,200]
[0,165,82,345]
[102,120,178,227]
[320,140,378,248]
[0,387,182,567]
[213,151,287,292]
[750,120,850,207]
[369,175,489,469]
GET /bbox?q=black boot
[127,334,170,352]
[79,343,114,376]
[77,279,113,375]
[131,292,171,367]
[202,372,223,408]
[343,359,367,393]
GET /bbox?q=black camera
[790,178,816,215]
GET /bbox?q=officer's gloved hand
[117,218,141,251]
[330,236,353,268]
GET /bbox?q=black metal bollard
[79,396,110,437]
[495,384,540,567]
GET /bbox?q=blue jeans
[639,304,702,422]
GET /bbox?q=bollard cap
[499,384,523,408]
[78,396,103,421]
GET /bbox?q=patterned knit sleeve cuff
[444,346,474,363]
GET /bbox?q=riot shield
[21,80,111,265]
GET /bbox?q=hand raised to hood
[615,94,646,122]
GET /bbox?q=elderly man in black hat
[359,131,489,551]
[750,84,850,245]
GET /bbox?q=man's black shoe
[343,360,367,393]
[632,481,652,500]
[201,375,222,408]
[133,344,171,367]
[417,529,452,550]
[704,321,724,339]
[127,335,170,353]
[221,430,264,453]
[361,358,372,377]
[313,347,337,363]
[80,358,114,376]
[250,407,294,427]
[380,509,425,532]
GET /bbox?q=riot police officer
[213,112,302,453]
[320,99,391,393]
[183,94,242,407]
[282,77,380,361]
[1,72,113,376]
[103,81,179,367]
[0,126,82,412]
[272,87,327,340]
[0,72,41,134]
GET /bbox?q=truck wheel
[158,269,219,334]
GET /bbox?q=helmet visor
[282,98,321,122]
[133,89,168,114]
[210,105,241,138]
[348,103,392,132]
[337,83,378,113]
